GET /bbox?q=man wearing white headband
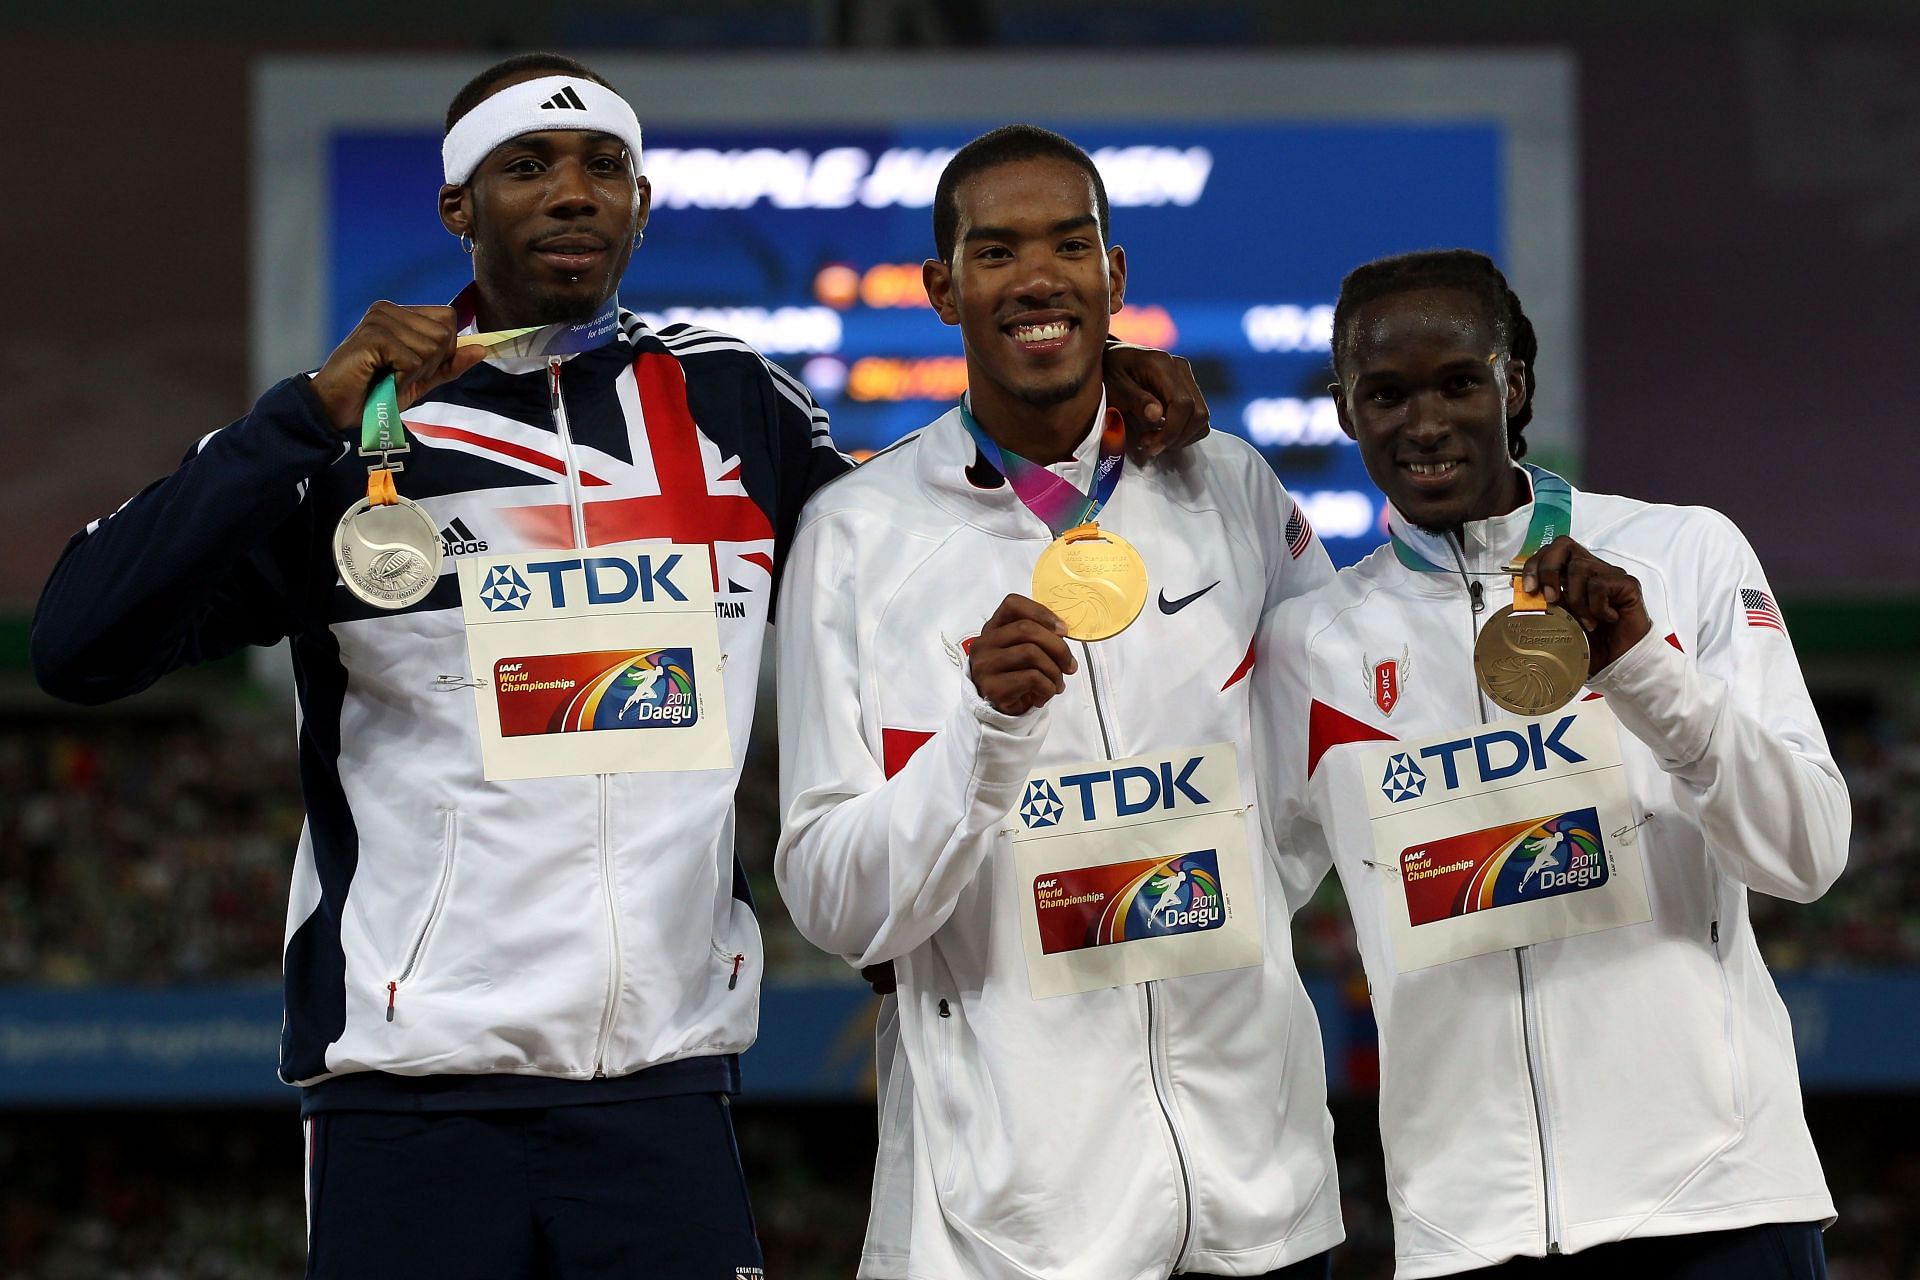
[34,51,1219,1280]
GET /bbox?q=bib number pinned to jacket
[1011,742,1261,999]
[1359,702,1650,971]
[457,541,732,780]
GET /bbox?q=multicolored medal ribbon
[334,290,624,610]
[358,288,623,476]
[1386,464,1571,576]
[958,400,1146,641]
[1387,464,1588,714]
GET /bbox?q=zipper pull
[938,998,952,1018]
[548,357,563,413]
[728,954,745,990]
[1710,920,1719,945]
[386,981,397,1023]
[1469,580,1486,613]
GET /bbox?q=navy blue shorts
[303,1092,762,1280]
[1472,1221,1828,1278]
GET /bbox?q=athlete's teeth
[1015,322,1069,343]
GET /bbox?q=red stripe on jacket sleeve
[881,728,936,780]
[1307,699,1396,778]
[1220,638,1257,691]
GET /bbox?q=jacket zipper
[592,778,622,1074]
[1082,639,1196,1272]
[712,940,748,990]
[1515,946,1563,1252]
[1709,919,1746,1120]
[1449,533,1562,1254]
[551,359,625,1077]
[549,359,590,550]
[388,809,458,1022]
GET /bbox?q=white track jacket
[1254,475,1844,1277]
[776,407,1345,1279]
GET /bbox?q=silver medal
[332,495,443,609]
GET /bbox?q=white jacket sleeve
[1588,510,1849,902]
[1251,596,1337,916]
[774,509,1049,964]
[1263,489,1337,617]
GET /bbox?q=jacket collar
[915,395,1112,541]
[449,285,634,376]
[1383,465,1581,589]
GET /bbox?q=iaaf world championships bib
[1358,701,1650,971]
[1008,742,1262,999]
[457,540,732,781]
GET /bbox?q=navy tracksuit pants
[303,1093,761,1279]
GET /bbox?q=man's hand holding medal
[1522,537,1654,675]
[968,593,1079,717]
[310,301,487,430]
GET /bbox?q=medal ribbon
[957,400,1126,537]
[357,287,623,503]
[1388,464,1572,575]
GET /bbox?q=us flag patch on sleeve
[1286,505,1314,559]
[1740,587,1786,633]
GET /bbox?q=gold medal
[1030,523,1148,641]
[1473,576,1590,715]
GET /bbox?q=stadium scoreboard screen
[261,54,1576,569]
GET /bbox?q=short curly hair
[931,124,1110,265]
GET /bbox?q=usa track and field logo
[478,566,532,612]
[1020,779,1065,828]
[1381,752,1426,803]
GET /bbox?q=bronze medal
[1473,578,1590,715]
[1030,523,1148,642]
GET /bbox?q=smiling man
[1254,249,1845,1278]
[775,126,1343,1280]
[32,56,1214,1280]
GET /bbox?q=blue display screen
[330,122,1501,565]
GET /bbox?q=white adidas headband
[442,75,644,186]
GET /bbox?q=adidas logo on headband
[442,74,644,184]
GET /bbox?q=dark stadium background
[3,3,1917,1278]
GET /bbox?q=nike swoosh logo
[1158,582,1220,614]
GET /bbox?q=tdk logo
[509,553,688,610]
[1420,717,1586,790]
[478,566,532,612]
[1380,753,1425,803]
[1051,757,1209,823]
[1020,780,1065,828]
